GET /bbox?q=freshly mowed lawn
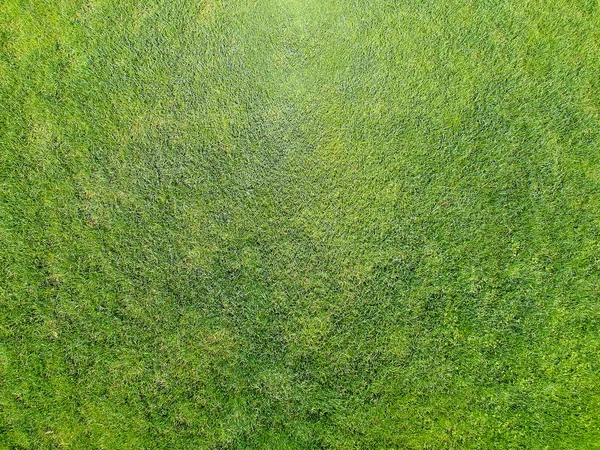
[1,0,599,448]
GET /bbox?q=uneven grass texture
[1,0,600,448]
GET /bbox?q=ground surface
[1,0,600,448]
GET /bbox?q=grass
[1,0,599,448]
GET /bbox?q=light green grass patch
[1,0,599,448]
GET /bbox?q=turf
[1,0,600,448]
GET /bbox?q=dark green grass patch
[1,0,599,448]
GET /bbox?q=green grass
[1,0,599,448]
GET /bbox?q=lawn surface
[1,0,600,448]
